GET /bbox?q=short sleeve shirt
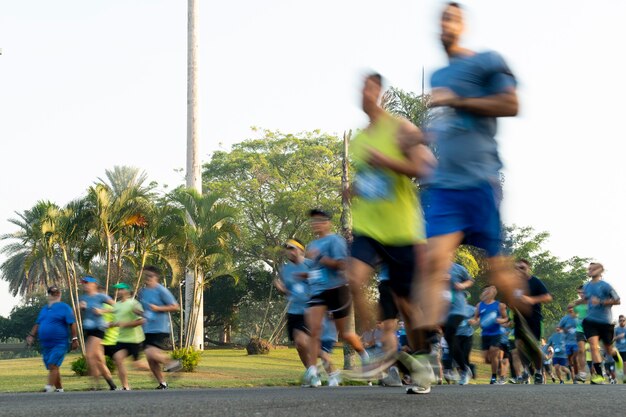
[36,302,75,348]
[280,261,310,315]
[305,234,348,295]
[427,51,517,189]
[80,293,112,330]
[558,315,579,345]
[115,299,145,343]
[448,263,472,316]
[583,280,620,324]
[139,284,178,334]
[547,332,567,359]
[615,326,626,351]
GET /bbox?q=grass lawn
[0,348,495,393]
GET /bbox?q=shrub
[170,347,201,372]
[246,337,271,355]
[71,355,116,376]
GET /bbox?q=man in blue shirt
[26,286,78,393]
[559,305,581,380]
[576,262,622,384]
[138,265,181,390]
[547,327,571,384]
[444,263,474,384]
[274,238,310,370]
[418,2,529,351]
[302,209,367,388]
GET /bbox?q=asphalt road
[1,384,626,417]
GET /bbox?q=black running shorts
[144,333,171,351]
[351,235,416,298]
[582,319,614,346]
[378,280,399,321]
[307,285,351,319]
[287,314,309,341]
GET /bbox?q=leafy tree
[381,86,431,129]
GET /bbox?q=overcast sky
[1,0,625,318]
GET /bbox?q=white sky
[1,0,625,318]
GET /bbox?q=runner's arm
[26,324,39,345]
[496,303,509,324]
[431,87,518,117]
[273,278,287,295]
[527,293,553,305]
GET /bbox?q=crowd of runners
[23,2,623,395]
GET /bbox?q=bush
[246,337,271,355]
[170,347,201,372]
[71,355,116,376]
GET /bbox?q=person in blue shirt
[455,304,476,381]
[79,276,116,390]
[470,285,508,384]
[444,263,474,385]
[576,263,622,384]
[547,327,571,384]
[417,1,527,343]
[26,286,78,393]
[274,238,310,370]
[138,265,181,390]
[301,209,367,388]
[558,305,580,380]
[615,315,626,383]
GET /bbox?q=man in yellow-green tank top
[347,73,436,394]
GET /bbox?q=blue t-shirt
[427,51,517,189]
[80,293,112,330]
[304,234,348,295]
[36,302,75,348]
[541,344,552,364]
[321,316,338,343]
[558,315,579,345]
[547,332,567,359]
[583,280,620,324]
[478,301,502,336]
[448,263,472,316]
[615,326,626,351]
[456,305,475,337]
[280,261,310,315]
[138,284,178,334]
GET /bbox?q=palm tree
[170,188,238,349]
[1,201,64,296]
[86,166,154,291]
[381,86,431,129]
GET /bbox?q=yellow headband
[285,239,304,251]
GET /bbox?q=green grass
[0,348,497,393]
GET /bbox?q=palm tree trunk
[60,246,85,354]
[105,234,112,292]
[133,251,148,297]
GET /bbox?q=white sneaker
[328,372,341,387]
[164,360,182,372]
[42,385,54,393]
[302,366,321,388]
[459,368,471,386]
[381,366,403,387]
[55,388,64,393]
[406,385,431,395]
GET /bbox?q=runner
[603,348,617,384]
[138,266,182,390]
[547,327,571,384]
[558,305,580,381]
[302,209,368,388]
[615,315,626,383]
[540,339,555,383]
[345,72,435,394]
[26,286,79,393]
[571,285,588,382]
[469,285,508,384]
[100,285,119,362]
[274,238,310,371]
[320,315,341,387]
[576,262,622,385]
[419,1,527,343]
[443,262,474,385]
[79,276,117,390]
[455,304,476,383]
[513,259,552,384]
[110,282,146,390]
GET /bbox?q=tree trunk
[105,234,112,292]
[60,247,85,355]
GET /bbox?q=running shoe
[380,366,403,387]
[302,366,321,388]
[533,372,544,384]
[590,374,605,385]
[497,377,507,385]
[490,377,497,384]
[459,368,471,386]
[615,351,624,379]
[54,388,64,393]
[328,371,341,387]
[164,360,183,373]
[610,378,617,384]
[559,380,564,384]
[42,385,55,393]
[406,385,431,395]
[575,372,587,382]
[508,378,518,384]
[155,383,168,390]
[551,376,556,383]
[343,351,397,381]
[396,352,433,394]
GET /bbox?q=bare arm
[273,278,287,295]
[151,303,180,313]
[431,87,519,117]
[496,303,509,324]
[529,294,553,305]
